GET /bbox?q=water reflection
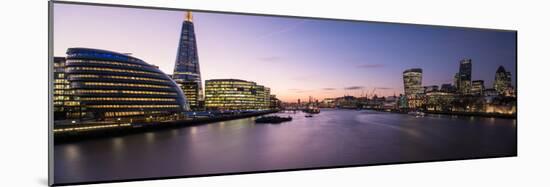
[64,145,80,161]
[145,132,155,144]
[55,109,516,184]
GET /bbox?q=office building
[471,80,485,95]
[403,68,424,109]
[53,57,80,119]
[403,68,423,96]
[494,66,513,96]
[458,59,472,95]
[64,48,189,121]
[204,79,271,110]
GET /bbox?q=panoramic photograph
[51,2,517,185]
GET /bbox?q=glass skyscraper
[403,68,424,109]
[458,59,472,95]
[403,68,423,96]
[173,11,203,110]
[494,66,513,96]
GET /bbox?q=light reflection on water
[54,109,516,184]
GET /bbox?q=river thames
[54,109,516,184]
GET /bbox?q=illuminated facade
[425,91,456,111]
[204,79,271,111]
[403,68,423,96]
[173,11,203,110]
[255,85,270,109]
[53,57,80,119]
[179,81,200,109]
[64,48,189,121]
[457,59,472,95]
[403,68,424,109]
[471,80,485,96]
[269,95,282,109]
[494,66,513,96]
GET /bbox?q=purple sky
[54,3,516,102]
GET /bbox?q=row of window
[105,75,168,83]
[54,79,69,84]
[54,90,74,95]
[205,96,270,99]
[86,104,180,109]
[52,101,80,107]
[68,59,144,68]
[82,82,171,89]
[206,81,256,85]
[206,102,268,105]
[104,111,145,117]
[54,85,70,89]
[77,89,177,95]
[66,67,161,76]
[55,73,65,79]
[104,110,168,117]
[80,97,176,102]
[205,96,257,99]
[70,74,170,83]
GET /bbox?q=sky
[54,3,516,103]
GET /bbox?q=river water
[54,109,516,184]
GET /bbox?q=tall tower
[173,11,203,110]
[403,68,423,109]
[403,68,423,96]
[458,59,472,95]
[494,66,513,96]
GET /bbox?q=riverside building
[403,68,424,109]
[204,79,271,111]
[63,48,189,122]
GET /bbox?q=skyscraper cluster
[401,58,515,112]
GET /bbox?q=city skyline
[53,4,516,102]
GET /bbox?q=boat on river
[303,106,320,114]
[255,116,292,123]
[408,111,426,118]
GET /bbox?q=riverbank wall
[54,110,278,144]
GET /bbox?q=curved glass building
[65,48,189,121]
